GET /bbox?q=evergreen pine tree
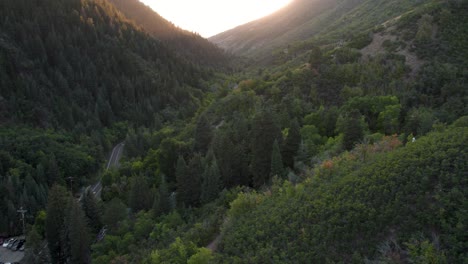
[81,189,102,233]
[309,46,323,68]
[201,158,222,204]
[129,175,152,212]
[270,140,285,178]
[251,109,282,188]
[212,129,235,188]
[343,110,365,151]
[152,176,172,217]
[187,154,203,207]
[95,96,114,127]
[233,140,251,187]
[296,140,309,164]
[47,154,60,187]
[204,147,215,165]
[35,163,46,187]
[212,123,250,188]
[153,175,171,217]
[282,118,301,169]
[102,198,127,230]
[175,155,190,207]
[45,185,69,264]
[194,114,212,154]
[231,116,251,187]
[152,190,161,218]
[66,198,91,264]
[24,227,42,263]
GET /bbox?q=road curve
[80,142,125,200]
[106,142,125,170]
[96,142,125,197]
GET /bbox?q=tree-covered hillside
[0,0,208,131]
[1,0,466,263]
[108,0,230,68]
[209,0,335,56]
[218,124,467,263]
[0,0,215,258]
[82,1,467,263]
[210,0,466,62]
[0,127,103,236]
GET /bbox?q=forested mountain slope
[0,0,213,250]
[210,0,438,58]
[82,1,468,263]
[210,0,333,56]
[218,124,467,263]
[1,0,465,263]
[0,127,102,236]
[107,0,230,68]
[0,0,208,131]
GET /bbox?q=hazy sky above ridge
[140,0,292,37]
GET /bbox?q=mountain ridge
[107,0,230,68]
[0,0,207,130]
[209,0,437,59]
[209,0,336,56]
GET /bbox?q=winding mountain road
[106,142,125,170]
[38,142,125,259]
[95,142,125,198]
[80,142,125,200]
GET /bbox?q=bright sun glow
[140,0,292,38]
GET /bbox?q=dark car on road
[8,238,19,250]
[14,239,25,251]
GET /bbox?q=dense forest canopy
[0,0,209,131]
[0,0,210,251]
[0,0,466,263]
[219,125,467,263]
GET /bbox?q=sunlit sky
[140,0,293,38]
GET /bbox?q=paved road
[106,142,125,170]
[207,234,222,252]
[80,142,125,200]
[34,142,125,262]
[0,245,24,262]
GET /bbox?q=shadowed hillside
[0,0,209,130]
[108,0,230,68]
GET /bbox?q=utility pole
[17,207,27,236]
